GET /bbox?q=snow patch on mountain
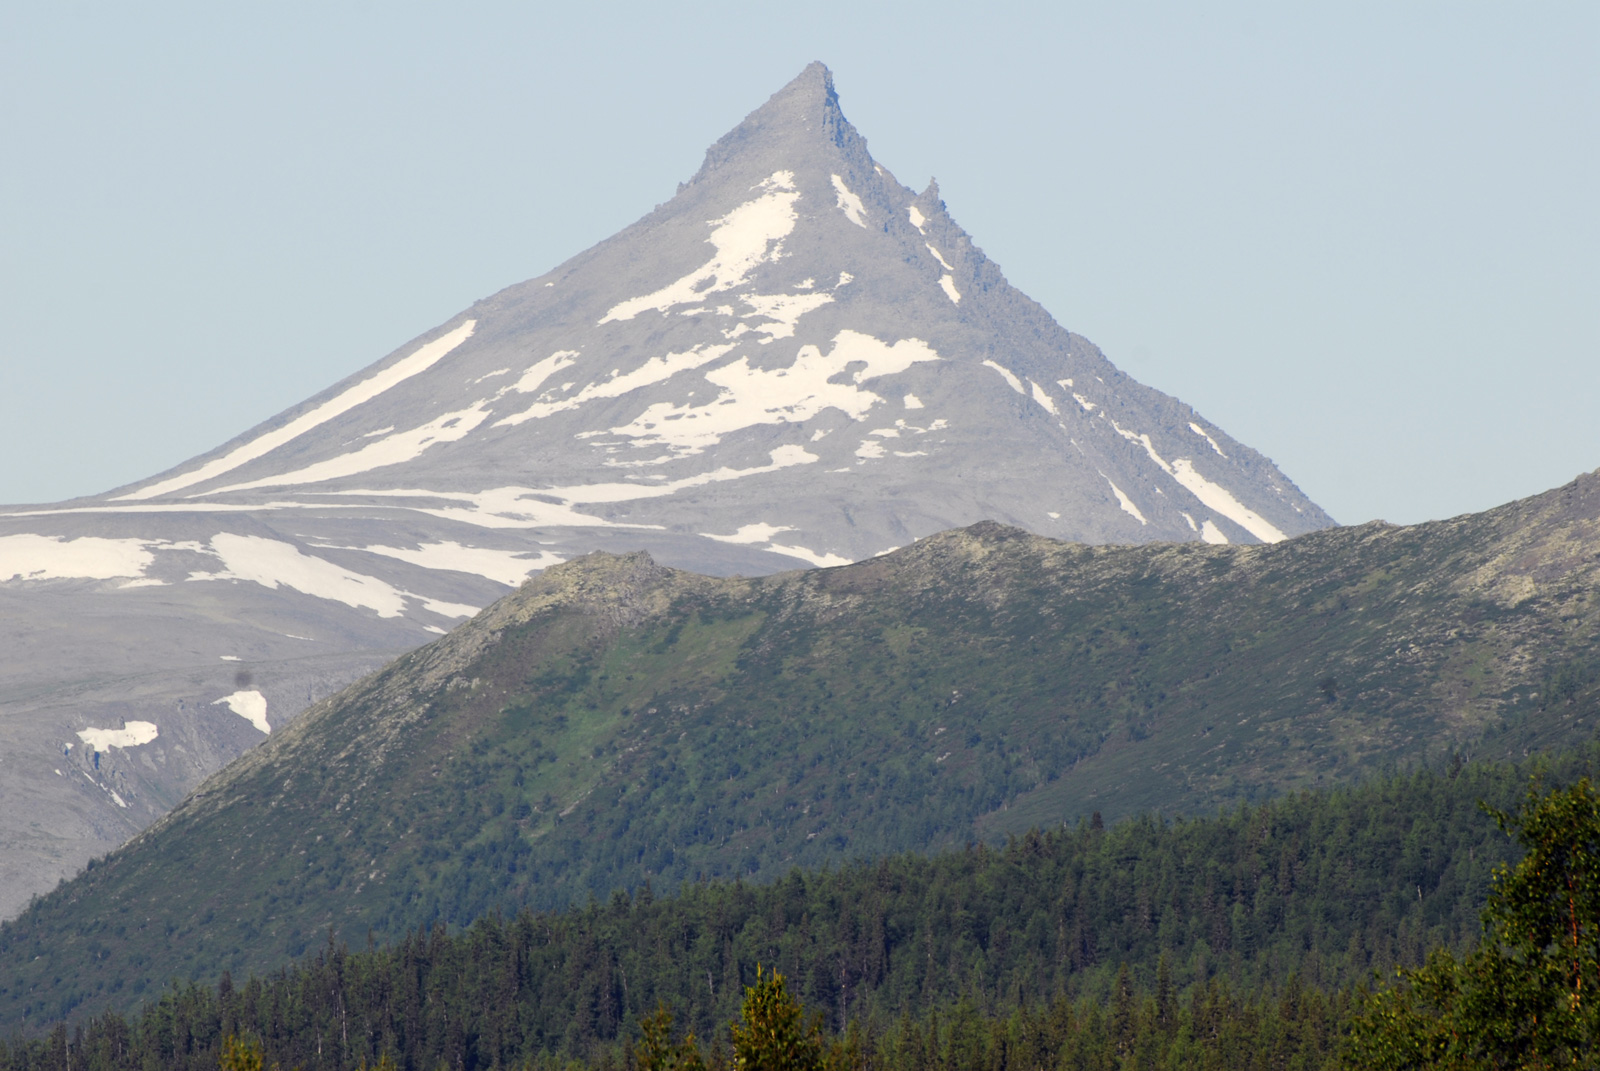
[601,172,800,323]
[705,522,848,567]
[1190,423,1228,458]
[210,401,495,493]
[1110,421,1286,543]
[830,174,867,228]
[77,722,158,750]
[1105,477,1147,525]
[982,360,1025,395]
[1030,381,1059,416]
[737,292,836,342]
[339,541,561,587]
[193,533,411,618]
[1170,460,1286,544]
[498,345,735,428]
[607,330,940,456]
[212,691,270,734]
[119,321,476,500]
[507,351,580,396]
[0,534,155,581]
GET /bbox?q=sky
[1,3,1594,525]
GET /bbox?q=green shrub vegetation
[3,747,1598,1070]
[1345,778,1600,1068]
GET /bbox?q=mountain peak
[691,61,868,184]
[0,63,1335,920]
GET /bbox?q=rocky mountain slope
[0,63,1331,918]
[1,468,1593,1030]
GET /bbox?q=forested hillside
[3,744,1596,1067]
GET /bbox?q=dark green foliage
[1345,778,1600,1068]
[4,747,1599,1068]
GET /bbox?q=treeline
[2,745,1595,1070]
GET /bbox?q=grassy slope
[2,471,1598,1028]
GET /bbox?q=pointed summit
[0,64,1334,919]
[691,61,872,186]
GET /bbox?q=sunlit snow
[738,291,836,342]
[1200,520,1229,544]
[498,345,735,427]
[209,401,495,493]
[1109,422,1286,543]
[1104,477,1147,525]
[212,690,270,734]
[1189,422,1228,457]
[507,351,580,396]
[347,541,562,587]
[77,722,158,750]
[0,534,155,581]
[1029,381,1059,416]
[907,205,926,233]
[903,394,924,409]
[925,244,954,271]
[194,533,410,618]
[118,320,476,500]
[831,174,868,228]
[982,360,1025,395]
[939,275,961,304]
[706,522,794,545]
[601,173,800,323]
[606,331,940,455]
[1169,459,1286,543]
[701,523,852,568]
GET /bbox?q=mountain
[1,468,1594,1029]
[0,63,1331,918]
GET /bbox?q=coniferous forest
[3,743,1596,1070]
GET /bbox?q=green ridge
[1,470,1597,1029]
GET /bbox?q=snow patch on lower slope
[208,401,495,493]
[1109,422,1286,543]
[1169,460,1285,544]
[77,722,158,750]
[190,533,477,620]
[212,690,270,734]
[706,523,851,568]
[0,534,155,581]
[338,541,561,587]
[118,320,477,501]
[324,447,822,530]
[1103,477,1147,525]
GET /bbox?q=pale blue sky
[2,2,1595,525]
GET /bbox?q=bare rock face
[0,62,1331,917]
